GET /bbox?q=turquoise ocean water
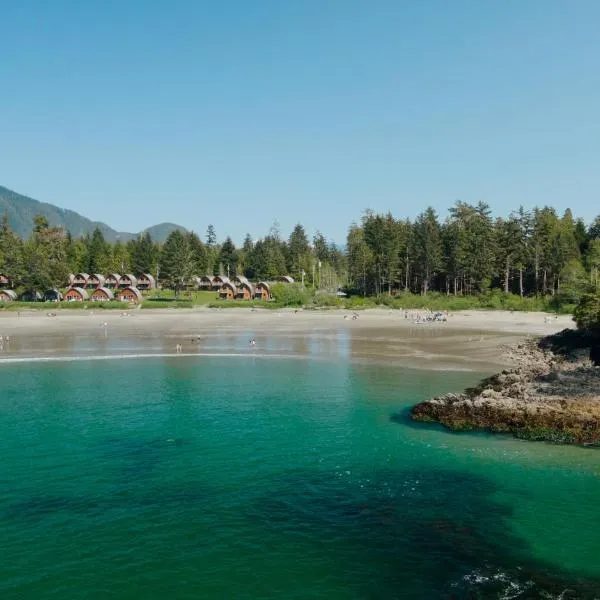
[1,351,600,599]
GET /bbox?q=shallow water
[0,320,519,371]
[1,354,599,599]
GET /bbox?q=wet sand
[0,308,574,371]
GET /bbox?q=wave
[454,567,587,599]
[0,351,317,366]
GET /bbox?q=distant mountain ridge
[0,185,187,243]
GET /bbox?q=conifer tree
[160,230,195,293]
[412,207,442,295]
[0,213,23,287]
[218,237,238,277]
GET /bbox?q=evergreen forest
[1,203,600,312]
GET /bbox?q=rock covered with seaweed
[411,329,600,446]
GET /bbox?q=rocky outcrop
[411,330,600,446]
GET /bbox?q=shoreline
[0,308,573,372]
[411,329,600,446]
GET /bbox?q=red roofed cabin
[0,289,17,302]
[198,276,215,290]
[231,275,249,287]
[236,282,254,300]
[254,282,271,300]
[119,274,138,289]
[72,273,90,287]
[137,273,156,290]
[218,282,236,300]
[87,274,106,289]
[64,287,89,302]
[105,273,121,289]
[119,286,143,304]
[0,273,10,288]
[213,275,230,287]
[91,287,114,302]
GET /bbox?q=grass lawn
[141,289,220,308]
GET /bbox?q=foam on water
[0,351,317,366]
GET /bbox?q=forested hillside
[0,185,185,243]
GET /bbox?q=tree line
[348,203,600,302]
[0,215,346,293]
[1,204,599,303]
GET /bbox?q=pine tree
[248,240,267,280]
[85,227,111,274]
[263,236,287,279]
[287,224,310,278]
[585,240,600,290]
[589,216,600,240]
[512,207,532,298]
[21,215,68,290]
[205,225,218,275]
[531,207,559,295]
[362,212,398,295]
[346,224,372,295]
[160,230,195,293]
[447,202,495,294]
[218,237,238,277]
[552,209,580,293]
[412,208,442,295]
[110,240,131,274]
[0,213,23,287]
[129,232,155,275]
[240,233,254,278]
[187,232,208,275]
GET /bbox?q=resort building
[213,275,231,287]
[254,282,272,300]
[188,276,202,290]
[218,281,236,299]
[87,274,106,289]
[72,273,90,287]
[276,275,295,283]
[119,274,138,289]
[91,287,114,302]
[236,282,254,300]
[198,275,215,290]
[137,273,156,290]
[20,290,43,302]
[0,289,17,302]
[105,273,121,289]
[0,273,10,288]
[118,286,143,304]
[44,289,63,302]
[67,273,75,287]
[64,287,89,302]
[231,275,250,287]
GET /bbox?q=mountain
[0,185,187,243]
[143,223,189,242]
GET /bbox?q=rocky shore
[411,329,600,446]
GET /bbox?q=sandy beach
[0,308,574,371]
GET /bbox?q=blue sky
[1,0,599,244]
